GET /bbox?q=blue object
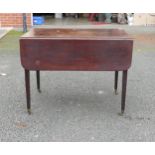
[33,16,45,25]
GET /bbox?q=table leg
[121,70,128,114]
[25,69,31,114]
[36,70,41,93]
[114,71,119,95]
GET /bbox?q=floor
[34,16,118,27]
[44,16,90,25]
[0,23,155,141]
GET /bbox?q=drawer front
[20,39,133,71]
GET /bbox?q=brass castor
[38,89,41,93]
[118,111,124,116]
[27,109,31,115]
[114,89,118,95]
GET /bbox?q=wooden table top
[21,28,132,40]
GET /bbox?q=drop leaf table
[20,28,133,114]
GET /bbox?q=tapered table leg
[36,70,41,93]
[114,71,119,95]
[25,69,31,114]
[121,70,128,114]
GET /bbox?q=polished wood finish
[36,70,41,93]
[20,39,132,71]
[21,28,132,39]
[20,28,133,71]
[24,69,31,114]
[20,28,133,114]
[114,71,119,94]
[121,70,128,113]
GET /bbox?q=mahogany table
[20,28,133,114]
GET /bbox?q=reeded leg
[25,69,31,114]
[121,70,128,114]
[36,70,41,93]
[114,71,119,95]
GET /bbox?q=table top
[21,28,132,40]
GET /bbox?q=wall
[0,13,32,28]
[133,13,155,26]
